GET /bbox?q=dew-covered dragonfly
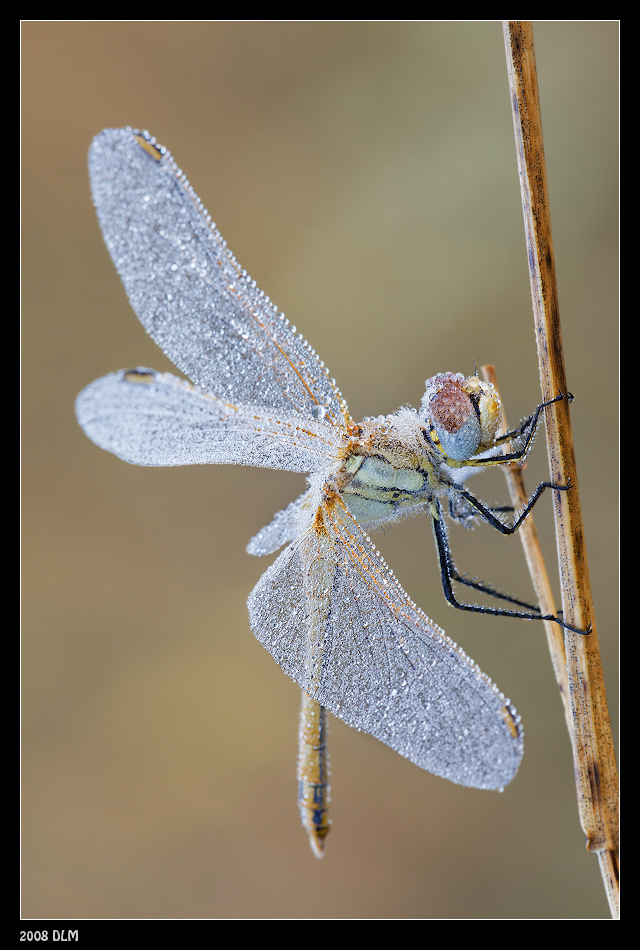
[77,128,578,857]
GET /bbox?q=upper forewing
[89,129,349,430]
[248,498,523,789]
[76,369,342,471]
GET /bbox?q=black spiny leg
[430,499,588,634]
[454,477,573,537]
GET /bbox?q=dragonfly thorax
[338,409,437,527]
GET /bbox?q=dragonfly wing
[89,128,349,431]
[248,496,523,789]
[76,369,342,471]
[247,487,319,557]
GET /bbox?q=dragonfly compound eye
[421,373,481,460]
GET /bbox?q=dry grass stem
[502,20,618,917]
[481,364,571,728]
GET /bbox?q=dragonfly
[76,128,580,858]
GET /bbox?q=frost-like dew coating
[77,129,530,855]
[248,496,521,788]
[87,130,348,430]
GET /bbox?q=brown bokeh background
[22,22,618,919]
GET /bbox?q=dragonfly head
[419,372,502,461]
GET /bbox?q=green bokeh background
[22,21,618,919]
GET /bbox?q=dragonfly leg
[431,501,588,634]
[454,478,572,536]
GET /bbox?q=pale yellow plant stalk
[499,21,619,918]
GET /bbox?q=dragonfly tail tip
[309,833,327,859]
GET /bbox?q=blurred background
[22,21,618,919]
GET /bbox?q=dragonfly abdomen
[297,693,331,858]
